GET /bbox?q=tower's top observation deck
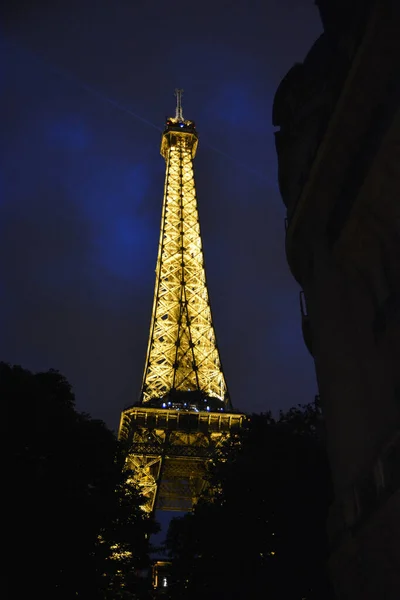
[161,89,198,159]
[160,117,198,159]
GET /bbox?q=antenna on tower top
[175,88,184,122]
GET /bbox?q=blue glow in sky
[1,0,322,431]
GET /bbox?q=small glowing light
[206,406,210,411]
[162,403,166,408]
[162,577,168,587]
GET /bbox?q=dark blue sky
[1,0,322,431]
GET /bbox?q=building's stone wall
[273,1,400,597]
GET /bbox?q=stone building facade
[272,1,400,598]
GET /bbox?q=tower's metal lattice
[119,91,244,513]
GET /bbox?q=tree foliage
[4,362,157,599]
[164,403,334,600]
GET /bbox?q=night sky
[1,0,322,432]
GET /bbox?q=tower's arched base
[119,407,245,513]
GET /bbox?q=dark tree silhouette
[4,362,157,599]
[164,403,334,600]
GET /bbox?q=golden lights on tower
[141,95,229,408]
[118,91,243,513]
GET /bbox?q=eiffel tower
[118,91,244,513]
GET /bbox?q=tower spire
[175,88,184,122]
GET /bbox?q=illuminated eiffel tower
[119,91,244,513]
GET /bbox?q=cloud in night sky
[1,0,322,433]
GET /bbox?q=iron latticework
[119,91,244,513]
[142,96,229,408]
